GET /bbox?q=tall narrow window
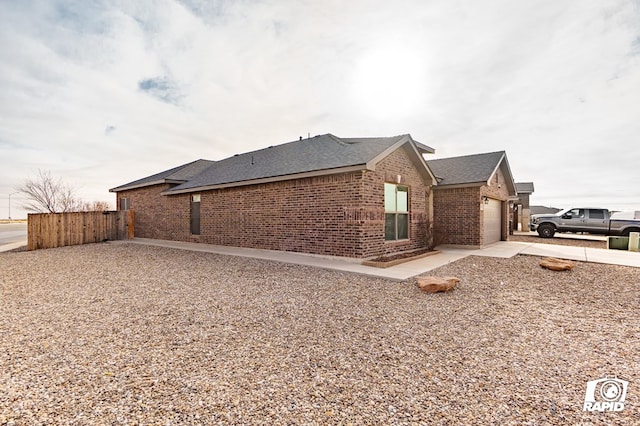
[190,194,201,235]
[120,197,130,211]
[384,183,409,241]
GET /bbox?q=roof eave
[480,152,517,196]
[161,164,369,195]
[405,141,438,185]
[109,179,186,193]
[366,135,437,185]
[414,141,435,154]
[497,153,517,196]
[432,181,488,190]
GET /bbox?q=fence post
[127,209,135,239]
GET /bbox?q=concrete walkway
[0,240,28,252]
[113,238,640,281]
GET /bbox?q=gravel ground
[1,242,639,425]
[509,234,607,249]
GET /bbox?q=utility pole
[8,192,18,221]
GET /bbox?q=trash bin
[608,236,630,250]
[629,232,640,252]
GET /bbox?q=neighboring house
[110,134,437,258]
[427,151,517,248]
[511,182,535,231]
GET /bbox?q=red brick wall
[115,146,433,258]
[433,187,482,246]
[197,172,366,257]
[433,166,511,247]
[362,146,432,256]
[116,184,191,241]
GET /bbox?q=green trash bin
[608,236,630,250]
[629,232,640,252]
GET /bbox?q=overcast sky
[1,0,639,219]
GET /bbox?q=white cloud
[1,0,639,218]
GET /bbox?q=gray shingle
[110,133,435,194]
[109,159,214,192]
[427,151,506,186]
[165,134,412,192]
[516,182,535,194]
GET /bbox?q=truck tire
[537,223,556,238]
[622,228,640,237]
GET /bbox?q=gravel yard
[1,242,639,425]
[509,233,607,249]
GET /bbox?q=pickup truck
[529,208,640,238]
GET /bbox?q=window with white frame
[384,183,409,241]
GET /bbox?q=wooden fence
[27,210,134,251]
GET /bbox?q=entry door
[484,198,502,244]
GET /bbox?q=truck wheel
[622,228,640,237]
[537,224,556,238]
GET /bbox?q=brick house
[511,182,535,231]
[426,151,517,248]
[110,134,437,258]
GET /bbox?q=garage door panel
[484,199,502,244]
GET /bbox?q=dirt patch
[363,248,440,268]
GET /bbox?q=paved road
[0,223,28,246]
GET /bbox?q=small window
[384,183,409,241]
[120,197,130,211]
[190,194,201,235]
[590,209,605,219]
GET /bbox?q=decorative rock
[417,276,460,293]
[539,257,576,271]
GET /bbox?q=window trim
[384,183,410,241]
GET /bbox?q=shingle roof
[109,159,215,192]
[110,133,436,194]
[167,134,409,193]
[515,182,535,194]
[426,151,507,186]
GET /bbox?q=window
[190,194,201,235]
[568,208,584,219]
[120,197,130,211]
[384,183,409,241]
[589,209,605,219]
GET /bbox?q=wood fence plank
[26,210,135,250]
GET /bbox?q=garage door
[483,198,502,244]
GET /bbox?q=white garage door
[483,198,502,245]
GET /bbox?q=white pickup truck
[529,208,640,238]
